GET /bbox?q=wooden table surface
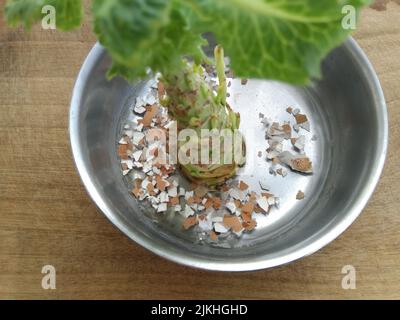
[0,3,399,300]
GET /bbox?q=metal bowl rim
[69,37,388,271]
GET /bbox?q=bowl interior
[70,38,387,271]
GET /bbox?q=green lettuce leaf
[5,0,83,31]
[92,0,206,81]
[94,0,371,84]
[182,0,372,84]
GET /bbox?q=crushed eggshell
[223,215,243,233]
[278,151,313,173]
[241,202,254,214]
[183,215,198,230]
[243,219,257,231]
[291,135,306,151]
[182,204,195,218]
[214,222,229,233]
[296,190,305,200]
[256,196,270,213]
[157,203,168,213]
[239,180,249,191]
[142,105,159,127]
[209,231,218,241]
[294,113,308,124]
[225,201,237,214]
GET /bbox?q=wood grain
[0,3,399,299]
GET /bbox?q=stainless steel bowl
[70,38,388,271]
